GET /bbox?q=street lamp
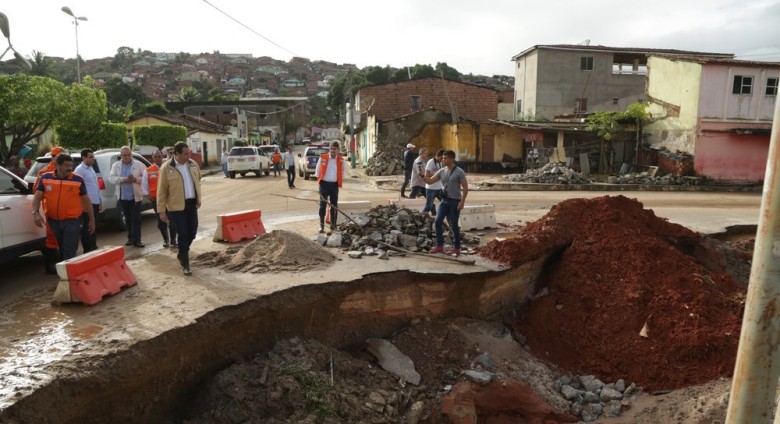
[0,12,32,70]
[60,6,87,83]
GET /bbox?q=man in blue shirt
[75,149,102,253]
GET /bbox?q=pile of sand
[195,230,336,273]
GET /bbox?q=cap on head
[406,143,415,149]
[50,147,64,156]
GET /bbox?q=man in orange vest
[142,150,177,247]
[31,154,95,262]
[271,148,282,177]
[35,146,64,273]
[314,141,348,233]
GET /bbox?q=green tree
[327,71,367,110]
[178,86,201,102]
[208,87,226,101]
[364,66,391,85]
[0,74,67,164]
[174,52,191,64]
[586,102,649,172]
[107,99,136,123]
[26,51,55,78]
[132,125,187,149]
[55,83,108,145]
[435,62,461,81]
[102,78,150,117]
[142,101,169,115]
[111,46,135,69]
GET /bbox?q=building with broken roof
[511,44,733,120]
[644,54,779,182]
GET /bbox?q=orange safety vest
[146,164,160,200]
[316,153,344,187]
[40,172,85,220]
[271,152,282,165]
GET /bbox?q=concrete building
[644,55,779,182]
[511,45,733,120]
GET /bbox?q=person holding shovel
[314,141,348,233]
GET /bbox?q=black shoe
[401,194,408,198]
[163,242,170,247]
[125,240,133,246]
[171,242,178,248]
[292,185,296,188]
[183,265,192,276]
[133,242,145,248]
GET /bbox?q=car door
[0,166,45,249]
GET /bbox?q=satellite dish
[580,39,591,46]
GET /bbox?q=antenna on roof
[580,39,591,46]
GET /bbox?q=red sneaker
[446,248,461,256]
[429,245,444,254]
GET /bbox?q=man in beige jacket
[109,146,147,247]
[157,141,202,275]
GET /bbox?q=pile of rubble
[608,172,704,185]
[365,152,403,176]
[316,205,480,257]
[556,374,642,422]
[504,162,592,184]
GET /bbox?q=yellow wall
[479,124,524,161]
[126,116,171,129]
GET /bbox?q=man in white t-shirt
[422,149,444,216]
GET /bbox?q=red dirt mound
[479,195,745,391]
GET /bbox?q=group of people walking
[220,145,298,189]
[400,143,469,257]
[32,142,202,276]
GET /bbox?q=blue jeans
[48,218,81,261]
[222,163,228,177]
[168,199,198,258]
[435,197,462,249]
[409,186,426,199]
[423,189,438,215]
[119,199,142,244]
[286,166,296,187]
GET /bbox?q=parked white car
[227,146,271,178]
[0,165,45,263]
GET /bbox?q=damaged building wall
[643,56,703,154]
[695,129,768,182]
[478,124,525,162]
[439,124,478,161]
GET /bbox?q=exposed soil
[195,230,336,273]
[478,195,748,392]
[177,196,752,424]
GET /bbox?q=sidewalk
[347,166,762,193]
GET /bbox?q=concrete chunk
[366,338,420,385]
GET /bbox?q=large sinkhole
[0,196,753,423]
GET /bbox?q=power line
[200,0,299,57]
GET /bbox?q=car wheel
[111,206,127,231]
[264,168,270,176]
[229,172,236,179]
[254,170,261,177]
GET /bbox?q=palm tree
[178,86,201,102]
[27,50,54,77]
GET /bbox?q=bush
[57,122,128,150]
[132,125,187,149]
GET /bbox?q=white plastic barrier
[458,204,497,230]
[336,200,372,217]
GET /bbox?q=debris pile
[195,230,336,273]
[504,162,592,184]
[318,205,480,255]
[365,152,403,176]
[609,173,704,185]
[478,195,745,391]
[555,374,643,422]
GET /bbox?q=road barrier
[52,246,137,305]
[214,209,267,242]
[459,204,497,230]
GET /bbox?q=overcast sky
[2,0,779,76]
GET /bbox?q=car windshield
[306,148,328,156]
[230,148,256,156]
[26,156,86,179]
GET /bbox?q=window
[516,100,522,114]
[580,56,594,71]
[575,98,588,112]
[612,98,619,105]
[410,95,422,111]
[767,78,779,96]
[732,75,753,94]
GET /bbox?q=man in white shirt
[220,148,229,178]
[314,142,348,233]
[284,145,297,189]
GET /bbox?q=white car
[0,165,46,263]
[227,146,271,178]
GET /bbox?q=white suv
[227,146,271,178]
[0,165,45,263]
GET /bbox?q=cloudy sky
[2,0,779,76]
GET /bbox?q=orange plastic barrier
[214,210,266,242]
[54,246,137,305]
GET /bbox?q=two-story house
[512,44,733,120]
[644,55,779,182]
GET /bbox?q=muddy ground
[178,195,750,424]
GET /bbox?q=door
[0,169,45,249]
[482,135,495,162]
